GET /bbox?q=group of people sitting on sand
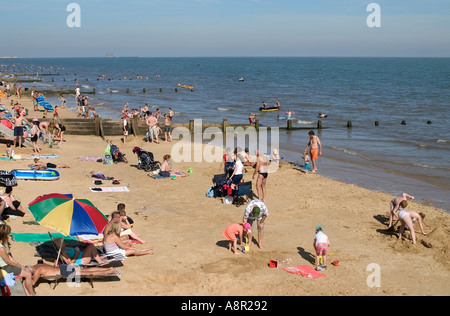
[0,201,153,296]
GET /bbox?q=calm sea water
[2,57,450,211]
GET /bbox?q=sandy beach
[1,95,449,297]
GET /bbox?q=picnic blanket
[148,172,187,180]
[282,265,325,279]
[90,186,130,193]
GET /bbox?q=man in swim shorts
[12,112,28,148]
[304,131,322,174]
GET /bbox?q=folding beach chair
[233,181,254,206]
[213,174,228,187]
[48,232,125,267]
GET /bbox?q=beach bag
[104,144,111,155]
[0,270,15,287]
[206,187,216,198]
[223,196,233,205]
[104,155,113,165]
[0,171,18,187]
[0,285,11,296]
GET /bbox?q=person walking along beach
[304,131,322,174]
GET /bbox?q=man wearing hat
[243,199,269,250]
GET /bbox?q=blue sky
[1,0,449,57]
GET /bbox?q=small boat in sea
[181,85,195,90]
[259,107,280,112]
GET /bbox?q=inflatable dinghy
[11,169,60,181]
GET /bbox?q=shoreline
[1,94,449,296]
[3,91,449,212]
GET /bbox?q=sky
[1,0,449,58]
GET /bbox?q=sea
[1,57,449,211]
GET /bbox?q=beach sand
[1,95,449,296]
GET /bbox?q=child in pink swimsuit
[222,223,251,255]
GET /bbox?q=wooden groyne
[57,117,323,140]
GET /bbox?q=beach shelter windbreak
[28,193,108,236]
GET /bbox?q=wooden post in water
[287,119,293,130]
[347,121,352,128]
[255,119,260,132]
[189,120,195,134]
[375,121,379,126]
[94,117,100,136]
[222,119,228,133]
[401,120,406,125]
[317,120,322,130]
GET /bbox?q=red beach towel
[282,265,325,279]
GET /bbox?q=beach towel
[79,156,103,161]
[11,233,77,244]
[89,186,130,193]
[0,155,33,161]
[30,154,60,159]
[148,172,187,179]
[282,265,325,279]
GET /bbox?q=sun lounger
[40,265,121,290]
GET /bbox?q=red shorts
[310,148,319,160]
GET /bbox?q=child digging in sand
[222,223,252,255]
[313,226,330,271]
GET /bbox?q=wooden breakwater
[56,117,323,140]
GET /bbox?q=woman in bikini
[253,149,269,203]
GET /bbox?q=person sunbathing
[28,263,120,287]
[53,238,110,266]
[103,222,153,257]
[30,158,70,170]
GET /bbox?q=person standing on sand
[388,192,414,229]
[253,149,269,203]
[11,112,28,148]
[304,131,322,174]
[242,200,269,250]
[164,114,172,142]
[146,112,159,143]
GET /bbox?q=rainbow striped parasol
[28,193,108,237]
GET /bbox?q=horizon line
[3,55,450,59]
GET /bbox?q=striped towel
[90,186,130,192]
[79,156,103,161]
